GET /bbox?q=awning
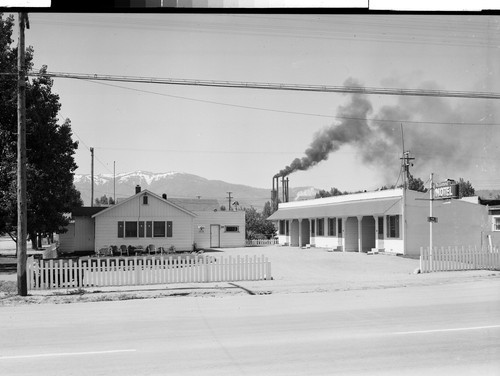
[268,197,402,220]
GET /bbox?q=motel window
[279,220,286,235]
[328,218,336,236]
[493,217,500,231]
[338,218,342,237]
[311,220,315,236]
[167,221,173,237]
[386,215,400,238]
[125,221,138,238]
[317,218,324,236]
[225,226,239,232]
[378,216,384,239]
[153,221,166,237]
[117,222,124,238]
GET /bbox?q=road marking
[0,349,136,360]
[393,324,500,335]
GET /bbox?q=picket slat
[420,245,500,273]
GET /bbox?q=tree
[457,178,475,198]
[408,174,427,192]
[315,187,347,198]
[262,201,274,218]
[0,14,82,249]
[245,206,276,240]
[95,195,112,206]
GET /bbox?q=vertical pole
[429,172,434,270]
[113,160,116,204]
[90,147,94,207]
[17,13,28,296]
[401,152,407,256]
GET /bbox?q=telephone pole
[17,13,29,296]
[90,147,94,207]
[226,192,232,211]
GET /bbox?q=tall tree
[457,178,475,198]
[0,14,82,249]
[408,174,427,192]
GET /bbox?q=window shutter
[138,221,145,237]
[146,221,152,237]
[117,221,124,238]
[167,221,173,237]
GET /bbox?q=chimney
[162,193,167,200]
[135,185,141,194]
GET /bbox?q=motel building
[267,186,492,257]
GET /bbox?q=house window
[143,195,148,205]
[225,226,239,232]
[117,222,124,238]
[493,217,500,231]
[328,218,336,236]
[153,221,166,237]
[125,221,138,238]
[387,215,400,238]
[338,218,342,237]
[167,221,173,237]
[317,218,324,236]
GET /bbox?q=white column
[341,217,346,252]
[357,216,363,253]
[298,219,302,248]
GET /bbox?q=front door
[210,225,220,248]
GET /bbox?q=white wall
[193,211,245,249]
[94,193,195,252]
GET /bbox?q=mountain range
[73,171,320,210]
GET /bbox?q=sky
[9,12,500,194]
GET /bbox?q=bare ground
[1,245,498,305]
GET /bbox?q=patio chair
[157,246,165,255]
[147,244,156,255]
[110,245,120,257]
[96,246,110,257]
[134,245,146,256]
[128,245,135,255]
[119,245,128,256]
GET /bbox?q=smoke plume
[276,77,499,186]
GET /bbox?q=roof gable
[92,189,196,218]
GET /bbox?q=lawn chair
[157,246,165,255]
[119,245,128,256]
[134,245,146,256]
[147,244,156,255]
[96,246,111,257]
[110,245,120,256]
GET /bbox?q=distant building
[268,188,492,257]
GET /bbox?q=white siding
[193,211,245,249]
[94,193,195,252]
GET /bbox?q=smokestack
[135,185,141,194]
[286,177,289,202]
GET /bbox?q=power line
[28,71,500,100]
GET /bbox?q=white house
[268,188,491,257]
[59,187,246,254]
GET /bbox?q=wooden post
[17,13,28,296]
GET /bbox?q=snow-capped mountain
[73,171,319,209]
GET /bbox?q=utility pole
[429,172,434,270]
[17,12,29,296]
[90,147,94,207]
[400,149,414,257]
[113,161,116,204]
[226,192,232,211]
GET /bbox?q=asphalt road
[1,280,499,376]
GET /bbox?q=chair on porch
[134,245,146,256]
[147,244,157,255]
[119,245,129,256]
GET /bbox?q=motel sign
[434,181,459,200]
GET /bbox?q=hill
[73,171,319,210]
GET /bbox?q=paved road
[1,280,499,375]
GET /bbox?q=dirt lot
[1,245,498,305]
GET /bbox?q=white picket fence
[420,246,500,273]
[246,239,279,246]
[27,254,272,291]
